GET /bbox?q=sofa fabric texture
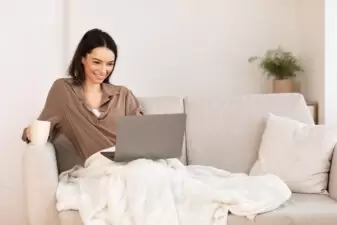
[22,93,337,225]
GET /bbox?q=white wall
[66,0,300,97]
[295,0,325,123]
[295,0,337,125]
[0,0,64,224]
[324,0,337,125]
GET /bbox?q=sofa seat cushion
[228,194,337,225]
[58,194,337,225]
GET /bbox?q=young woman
[22,28,143,161]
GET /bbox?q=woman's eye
[93,61,100,64]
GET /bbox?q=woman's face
[82,47,115,84]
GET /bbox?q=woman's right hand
[23,126,32,142]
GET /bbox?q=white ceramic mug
[30,120,51,145]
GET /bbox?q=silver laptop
[101,113,186,162]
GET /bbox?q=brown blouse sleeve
[125,89,143,116]
[22,79,65,142]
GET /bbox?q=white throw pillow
[250,113,337,194]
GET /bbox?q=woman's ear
[81,57,85,65]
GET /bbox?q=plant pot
[272,78,295,93]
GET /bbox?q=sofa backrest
[138,96,187,164]
[184,93,314,173]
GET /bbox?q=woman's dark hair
[68,28,118,85]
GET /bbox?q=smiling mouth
[94,72,106,79]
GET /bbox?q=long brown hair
[68,28,118,85]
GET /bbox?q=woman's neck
[83,81,101,94]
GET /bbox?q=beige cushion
[250,114,337,194]
[184,93,314,173]
[228,194,337,225]
[138,96,187,164]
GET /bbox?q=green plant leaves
[248,46,303,80]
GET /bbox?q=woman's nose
[99,64,107,74]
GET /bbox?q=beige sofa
[23,93,337,225]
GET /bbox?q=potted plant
[248,46,304,93]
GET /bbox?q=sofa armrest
[23,143,60,225]
[329,144,337,200]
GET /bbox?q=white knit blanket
[56,153,291,225]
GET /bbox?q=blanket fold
[56,153,291,225]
